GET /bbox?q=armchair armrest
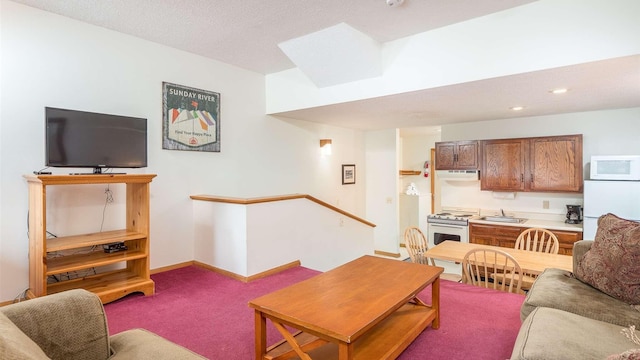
[572,240,594,273]
[0,289,111,360]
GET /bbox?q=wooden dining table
[425,240,573,275]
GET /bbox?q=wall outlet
[542,200,550,209]
[386,197,393,204]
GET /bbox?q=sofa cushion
[522,268,640,327]
[109,328,205,359]
[607,349,640,360]
[575,213,640,305]
[0,311,50,360]
[0,289,111,360]
[511,307,640,360]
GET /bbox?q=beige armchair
[0,289,204,360]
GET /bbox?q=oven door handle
[429,223,465,229]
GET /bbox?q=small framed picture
[342,164,356,185]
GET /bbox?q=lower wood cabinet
[469,223,582,255]
[550,229,584,255]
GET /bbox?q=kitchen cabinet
[480,134,583,193]
[435,141,479,170]
[551,229,583,255]
[469,223,582,255]
[469,223,524,249]
[480,138,527,191]
[528,135,583,192]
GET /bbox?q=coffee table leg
[338,342,354,360]
[432,277,440,329]
[255,310,266,360]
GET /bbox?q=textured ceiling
[10,0,640,131]
[11,0,536,74]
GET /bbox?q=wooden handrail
[190,194,376,228]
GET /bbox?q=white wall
[0,1,367,302]
[439,108,640,216]
[398,133,440,240]
[193,199,375,276]
[365,129,399,254]
[399,133,439,199]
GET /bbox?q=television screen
[45,107,147,172]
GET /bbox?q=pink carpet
[104,265,524,359]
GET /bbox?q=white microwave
[590,155,640,180]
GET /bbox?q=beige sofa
[510,240,640,360]
[0,289,205,359]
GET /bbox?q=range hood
[436,170,480,181]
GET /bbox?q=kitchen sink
[480,216,527,224]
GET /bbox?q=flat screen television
[45,107,147,174]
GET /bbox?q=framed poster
[162,82,220,152]
[342,164,356,185]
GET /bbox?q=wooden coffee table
[248,255,443,360]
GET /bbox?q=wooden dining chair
[461,248,524,294]
[514,228,559,289]
[515,228,559,254]
[404,227,434,266]
[403,227,462,282]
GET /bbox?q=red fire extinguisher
[424,161,430,178]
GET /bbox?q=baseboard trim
[1,260,303,306]
[0,299,17,307]
[151,261,195,275]
[189,260,302,283]
[246,260,302,282]
[374,250,401,258]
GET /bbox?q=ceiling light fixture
[386,0,405,7]
[510,106,525,111]
[550,88,569,94]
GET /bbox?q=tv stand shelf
[24,174,156,303]
[46,229,147,252]
[47,248,148,275]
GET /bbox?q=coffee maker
[565,205,583,224]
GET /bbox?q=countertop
[469,217,583,232]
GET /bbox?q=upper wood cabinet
[480,134,583,193]
[480,138,527,191]
[435,141,479,170]
[528,135,583,192]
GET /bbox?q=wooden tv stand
[24,174,156,303]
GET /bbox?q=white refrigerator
[583,180,640,239]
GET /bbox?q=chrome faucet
[500,208,506,217]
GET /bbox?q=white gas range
[426,207,480,248]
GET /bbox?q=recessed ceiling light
[550,88,569,94]
[510,106,525,111]
[386,0,405,7]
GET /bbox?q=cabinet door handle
[521,174,524,182]
[530,174,534,183]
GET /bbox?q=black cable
[101,185,114,232]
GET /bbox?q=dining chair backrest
[403,227,435,266]
[514,228,559,254]
[462,248,523,294]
